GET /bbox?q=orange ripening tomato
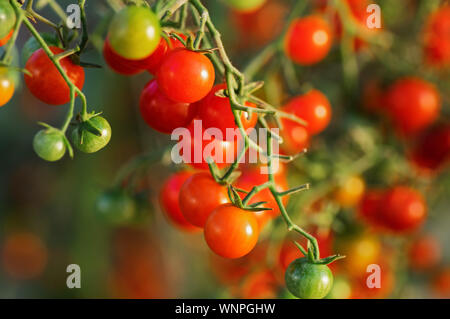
[0,29,13,47]
[159,171,201,232]
[334,175,366,208]
[0,67,14,107]
[408,235,441,271]
[1,232,48,280]
[284,15,333,65]
[204,204,259,259]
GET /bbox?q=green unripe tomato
[223,0,266,12]
[95,189,136,224]
[285,258,334,299]
[22,33,62,63]
[108,6,161,60]
[33,129,66,162]
[0,1,16,40]
[72,116,111,153]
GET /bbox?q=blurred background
[0,0,449,298]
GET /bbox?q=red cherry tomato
[284,15,333,65]
[380,186,427,233]
[0,29,13,47]
[357,189,385,228]
[157,48,215,103]
[197,84,258,141]
[24,47,85,105]
[240,270,278,299]
[281,89,332,136]
[410,124,450,174]
[144,34,186,74]
[179,120,239,170]
[159,171,201,232]
[178,172,229,228]
[139,80,197,134]
[432,268,450,298]
[103,38,143,75]
[204,204,259,259]
[279,120,310,155]
[235,163,289,224]
[385,77,441,136]
[408,235,441,271]
[423,5,450,67]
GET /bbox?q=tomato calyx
[292,239,345,266]
[227,184,272,212]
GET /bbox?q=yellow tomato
[334,175,366,208]
[340,234,382,277]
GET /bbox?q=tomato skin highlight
[157,48,215,103]
[159,171,200,232]
[108,6,161,60]
[285,15,333,65]
[197,84,258,141]
[385,77,441,136]
[285,257,333,299]
[281,89,332,136]
[178,172,229,228]
[25,47,85,105]
[139,80,197,134]
[204,204,259,259]
[380,186,427,233]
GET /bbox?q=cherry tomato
[0,67,14,107]
[281,89,332,136]
[204,204,259,259]
[410,124,450,174]
[285,257,333,299]
[326,276,352,299]
[380,186,427,233]
[279,119,310,155]
[334,175,365,208]
[235,163,289,224]
[224,0,266,13]
[241,270,278,299]
[231,0,287,47]
[179,120,239,169]
[0,1,15,40]
[25,47,85,105]
[96,189,136,224]
[33,129,66,162]
[159,171,200,232]
[1,232,48,280]
[197,84,258,141]
[357,189,384,228]
[157,48,215,103]
[350,259,395,299]
[362,79,387,114]
[339,233,381,277]
[107,6,161,60]
[284,15,333,65]
[408,235,441,271]
[178,172,229,228]
[0,29,13,47]
[139,80,197,134]
[209,242,268,284]
[71,116,112,153]
[423,5,450,67]
[103,38,144,75]
[432,268,450,298]
[385,77,441,136]
[103,35,186,75]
